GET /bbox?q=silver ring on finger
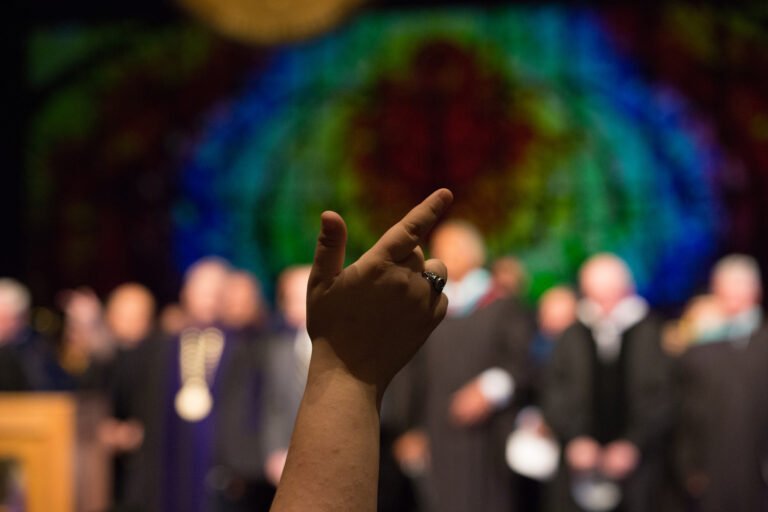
[421,271,447,293]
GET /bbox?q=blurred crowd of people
[1,221,767,512]
[0,259,310,512]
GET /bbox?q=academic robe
[543,315,674,512]
[380,355,424,512]
[0,345,29,391]
[402,296,533,512]
[676,326,768,512]
[133,329,294,512]
[104,336,168,511]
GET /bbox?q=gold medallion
[175,327,224,422]
[174,378,213,422]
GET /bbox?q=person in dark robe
[491,256,528,299]
[0,278,67,391]
[58,287,115,389]
[508,285,577,511]
[676,254,768,512]
[380,357,422,512]
[0,278,33,392]
[543,253,674,512]
[393,221,534,512]
[0,345,28,391]
[219,269,303,510]
[139,258,302,512]
[530,286,578,398]
[83,282,159,512]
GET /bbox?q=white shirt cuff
[478,367,515,409]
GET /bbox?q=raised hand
[272,189,453,512]
[307,188,453,394]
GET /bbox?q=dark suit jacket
[543,315,674,512]
[396,297,534,512]
[676,326,768,512]
[0,345,29,391]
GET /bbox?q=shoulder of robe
[751,323,768,343]
[555,322,592,352]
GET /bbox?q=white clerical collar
[577,295,649,362]
[578,295,649,332]
[725,307,762,346]
[443,268,492,317]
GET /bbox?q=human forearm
[271,189,452,511]
[271,340,382,512]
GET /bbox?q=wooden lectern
[0,393,111,512]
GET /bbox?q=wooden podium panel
[0,393,75,512]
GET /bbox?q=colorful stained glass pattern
[176,9,723,305]
[26,6,768,308]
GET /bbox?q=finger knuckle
[400,222,422,244]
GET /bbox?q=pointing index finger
[372,188,453,262]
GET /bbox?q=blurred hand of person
[306,189,452,396]
[98,418,144,452]
[393,429,430,476]
[515,406,553,437]
[685,472,710,497]
[600,440,640,480]
[265,449,289,486]
[566,436,601,473]
[450,379,493,427]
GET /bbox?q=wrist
[308,338,384,407]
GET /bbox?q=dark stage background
[3,1,768,311]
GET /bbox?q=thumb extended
[310,211,347,285]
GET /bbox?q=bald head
[278,265,312,329]
[711,254,762,316]
[538,286,577,338]
[0,278,30,343]
[182,257,231,326]
[220,271,266,330]
[579,253,635,314]
[430,220,486,282]
[106,283,155,346]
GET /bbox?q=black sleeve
[672,351,705,482]
[624,320,676,451]
[542,325,592,443]
[0,346,30,391]
[383,345,428,433]
[493,299,535,409]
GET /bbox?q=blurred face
[0,308,23,344]
[580,256,632,315]
[160,304,187,336]
[430,225,484,282]
[182,263,229,326]
[106,286,154,346]
[492,258,525,297]
[279,267,311,329]
[0,283,29,343]
[712,268,761,316]
[539,289,577,338]
[220,273,264,330]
